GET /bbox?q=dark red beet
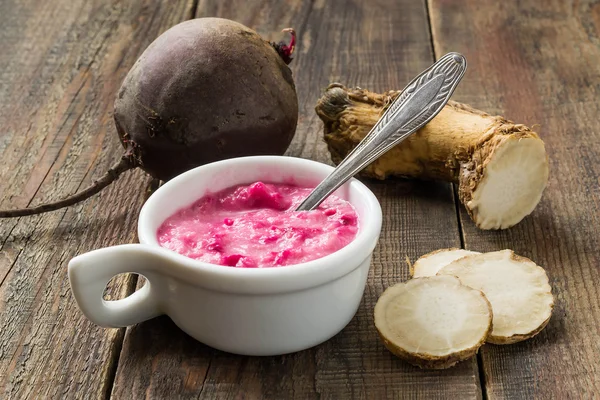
[114,18,299,181]
[0,18,298,217]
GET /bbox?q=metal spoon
[295,52,468,211]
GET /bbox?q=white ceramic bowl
[68,156,382,356]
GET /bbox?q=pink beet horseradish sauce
[157,182,359,268]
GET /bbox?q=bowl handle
[68,244,164,328]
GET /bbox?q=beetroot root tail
[0,156,135,218]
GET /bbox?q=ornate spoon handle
[296,52,467,211]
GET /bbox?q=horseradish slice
[411,248,481,277]
[374,275,492,369]
[438,250,554,344]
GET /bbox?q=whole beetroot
[0,18,299,217]
[115,17,299,181]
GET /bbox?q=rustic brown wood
[0,0,194,398]
[429,0,600,398]
[110,0,483,399]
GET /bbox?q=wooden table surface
[1,0,599,398]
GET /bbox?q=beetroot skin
[114,18,299,181]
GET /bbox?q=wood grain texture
[429,0,600,398]
[0,0,194,398]
[111,0,483,399]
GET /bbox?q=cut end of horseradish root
[438,250,554,344]
[459,135,549,230]
[374,275,493,369]
[411,248,481,278]
[316,84,550,230]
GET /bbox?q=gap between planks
[423,0,486,398]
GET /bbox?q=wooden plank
[0,0,194,398]
[111,0,484,398]
[429,0,600,398]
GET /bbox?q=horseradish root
[316,84,550,230]
[411,248,480,278]
[438,250,554,344]
[374,275,492,369]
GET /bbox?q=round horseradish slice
[374,275,492,369]
[411,248,481,278]
[438,250,554,344]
